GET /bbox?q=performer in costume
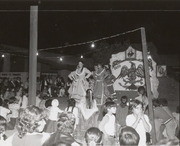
[93,63,108,105]
[104,68,117,100]
[68,61,91,105]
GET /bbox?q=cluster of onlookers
[0,69,179,146]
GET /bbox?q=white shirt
[0,106,10,120]
[126,114,152,146]
[21,95,28,109]
[48,106,62,121]
[104,114,116,136]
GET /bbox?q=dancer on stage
[93,63,108,105]
[68,61,91,105]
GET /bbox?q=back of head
[67,98,76,108]
[152,98,160,107]
[119,126,140,146]
[85,127,103,146]
[159,98,168,106]
[17,105,44,138]
[57,112,75,134]
[45,98,53,108]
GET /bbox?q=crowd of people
[0,60,179,146]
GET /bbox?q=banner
[110,46,159,98]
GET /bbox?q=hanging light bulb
[1,54,5,58]
[59,57,63,61]
[36,52,39,56]
[80,55,83,59]
[91,42,95,48]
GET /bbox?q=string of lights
[39,27,141,52]
[1,27,141,61]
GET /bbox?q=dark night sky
[0,1,180,56]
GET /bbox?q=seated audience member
[119,126,140,146]
[8,105,49,146]
[43,112,80,146]
[84,127,103,146]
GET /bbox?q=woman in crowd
[65,98,79,130]
[43,112,80,146]
[74,89,99,144]
[8,105,49,146]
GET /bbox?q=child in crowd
[116,96,129,127]
[119,126,140,146]
[84,127,103,146]
[8,105,49,146]
[98,101,119,146]
[65,98,79,130]
[126,99,151,146]
[135,86,148,111]
[152,99,172,142]
[44,99,63,133]
[43,112,80,146]
[159,98,178,140]
[36,90,41,107]
[20,89,28,109]
[97,97,113,121]
[7,97,21,130]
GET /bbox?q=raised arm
[84,68,92,79]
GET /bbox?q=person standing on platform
[68,61,91,105]
[104,68,117,101]
[93,63,108,105]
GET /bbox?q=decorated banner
[110,46,159,98]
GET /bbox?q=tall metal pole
[29,6,38,105]
[141,27,156,144]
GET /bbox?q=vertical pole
[141,27,156,144]
[29,6,38,105]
